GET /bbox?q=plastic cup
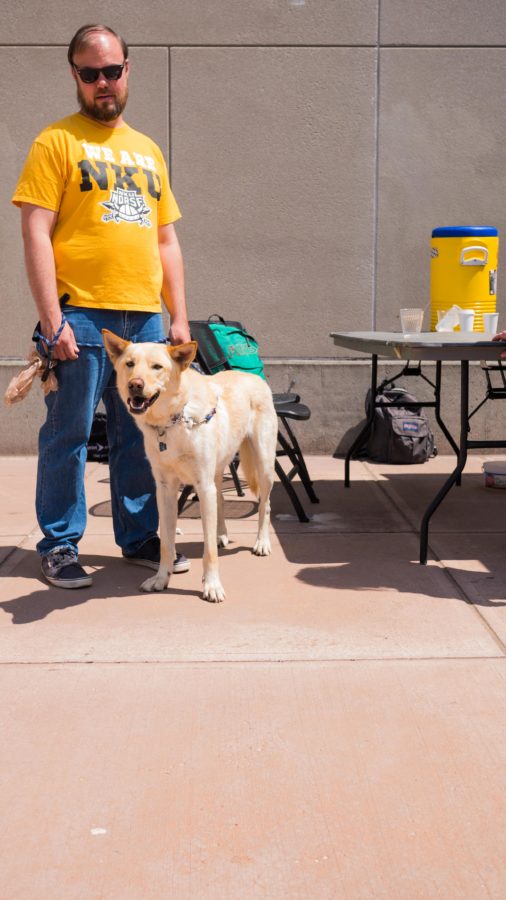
[400,308,424,337]
[457,309,475,333]
[437,309,456,332]
[482,312,499,336]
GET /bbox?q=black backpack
[362,386,437,464]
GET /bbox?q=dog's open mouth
[127,392,160,415]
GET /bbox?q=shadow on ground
[4,466,506,626]
[0,543,252,625]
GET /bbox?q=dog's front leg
[140,476,178,592]
[198,480,225,603]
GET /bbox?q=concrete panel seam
[0,43,382,50]
[0,358,489,369]
[372,0,381,329]
[168,46,172,173]
[167,43,379,48]
[0,358,489,368]
[3,43,506,49]
[379,43,506,48]
[265,358,486,368]
[1,657,504,666]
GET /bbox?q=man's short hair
[67,24,129,65]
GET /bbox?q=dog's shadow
[0,543,254,625]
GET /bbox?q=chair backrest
[189,320,231,375]
[189,317,265,379]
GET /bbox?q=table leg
[344,354,378,487]
[419,360,469,564]
[434,360,460,482]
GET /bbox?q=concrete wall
[2,1,506,453]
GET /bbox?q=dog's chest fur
[140,384,231,484]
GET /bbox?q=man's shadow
[0,543,251,625]
[0,548,194,624]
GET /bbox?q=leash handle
[34,312,68,382]
[32,293,70,350]
[34,312,67,350]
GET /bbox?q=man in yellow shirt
[12,24,191,588]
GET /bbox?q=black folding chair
[179,319,318,522]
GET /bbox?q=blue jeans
[36,306,166,557]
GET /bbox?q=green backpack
[207,318,266,380]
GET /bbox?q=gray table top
[330,331,506,361]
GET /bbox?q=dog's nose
[128,378,145,394]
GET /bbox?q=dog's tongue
[128,392,160,415]
[129,396,149,413]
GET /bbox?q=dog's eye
[152,364,163,370]
[125,361,135,368]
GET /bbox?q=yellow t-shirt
[12,113,181,312]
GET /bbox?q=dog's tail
[238,437,259,498]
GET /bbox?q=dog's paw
[140,573,169,592]
[253,537,271,556]
[202,577,226,603]
[217,533,229,548]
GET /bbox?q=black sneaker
[123,536,190,573]
[41,546,93,589]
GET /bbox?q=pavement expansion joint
[1,655,506,667]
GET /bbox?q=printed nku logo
[101,188,152,227]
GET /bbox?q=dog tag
[159,441,167,452]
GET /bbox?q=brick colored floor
[1,454,506,898]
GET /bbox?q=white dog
[102,331,278,602]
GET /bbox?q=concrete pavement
[1,453,506,898]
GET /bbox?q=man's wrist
[170,315,189,329]
[40,313,64,340]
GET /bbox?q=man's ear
[102,329,131,363]
[168,341,198,370]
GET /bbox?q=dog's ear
[169,341,198,370]
[102,329,131,363]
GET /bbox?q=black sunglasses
[72,63,125,84]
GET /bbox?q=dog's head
[102,330,197,416]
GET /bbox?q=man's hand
[492,330,506,358]
[41,320,79,361]
[169,320,191,345]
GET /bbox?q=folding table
[330,331,506,564]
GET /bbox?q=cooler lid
[432,226,498,237]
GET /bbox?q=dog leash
[32,293,71,382]
[34,316,67,382]
[153,406,217,452]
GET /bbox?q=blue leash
[33,313,67,382]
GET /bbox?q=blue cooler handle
[460,245,488,266]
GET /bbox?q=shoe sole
[124,558,190,574]
[42,573,93,589]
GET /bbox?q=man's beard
[77,84,128,123]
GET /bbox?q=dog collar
[151,405,217,451]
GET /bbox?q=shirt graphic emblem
[101,188,152,228]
